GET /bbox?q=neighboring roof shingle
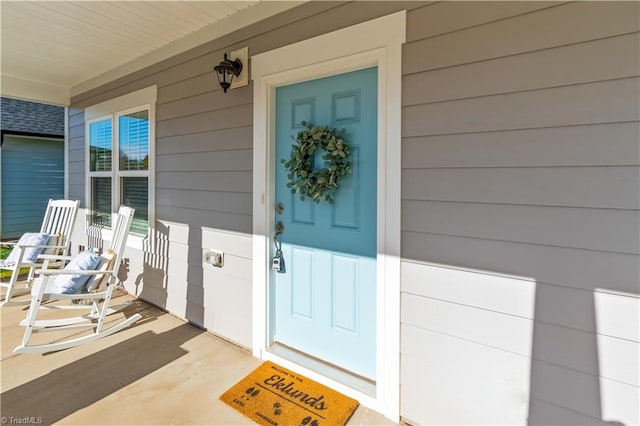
[0,97,64,136]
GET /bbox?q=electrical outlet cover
[204,250,224,268]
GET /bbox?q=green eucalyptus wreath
[281,121,352,204]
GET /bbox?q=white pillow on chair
[53,250,101,294]
[2,233,50,266]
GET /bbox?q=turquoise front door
[273,67,377,379]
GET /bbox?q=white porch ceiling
[0,1,302,105]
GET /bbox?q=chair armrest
[35,269,114,276]
[37,254,73,261]
[39,243,67,249]
[13,243,66,249]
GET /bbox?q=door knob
[275,221,284,235]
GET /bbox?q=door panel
[273,67,377,379]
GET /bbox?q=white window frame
[84,85,157,249]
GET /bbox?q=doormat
[220,361,359,426]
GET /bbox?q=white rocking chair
[14,206,142,354]
[1,199,80,305]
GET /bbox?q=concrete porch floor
[1,290,396,425]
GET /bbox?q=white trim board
[251,11,405,421]
[84,86,157,122]
[64,106,70,199]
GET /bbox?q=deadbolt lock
[275,221,284,235]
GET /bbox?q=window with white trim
[85,86,156,239]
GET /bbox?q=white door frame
[251,11,405,421]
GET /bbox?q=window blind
[119,111,149,171]
[89,119,112,172]
[121,177,148,234]
[92,177,112,226]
